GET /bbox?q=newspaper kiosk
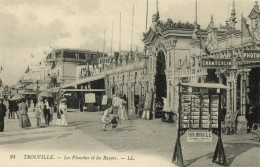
[172,83,230,167]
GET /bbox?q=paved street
[0,110,259,167]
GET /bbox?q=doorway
[155,50,167,107]
[248,68,260,123]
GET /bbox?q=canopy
[39,90,53,97]
[179,83,231,89]
[19,89,37,95]
[61,74,105,89]
[11,94,25,100]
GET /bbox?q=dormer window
[252,18,256,29]
[52,52,56,59]
[75,53,79,59]
[85,54,89,59]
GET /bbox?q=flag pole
[103,29,106,58]
[119,12,121,56]
[146,0,148,31]
[111,20,114,56]
[131,4,135,53]
[195,0,197,30]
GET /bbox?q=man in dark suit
[0,98,7,132]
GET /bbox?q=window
[52,52,56,59]
[75,53,79,59]
[169,52,172,67]
[149,56,152,71]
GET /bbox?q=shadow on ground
[183,142,260,167]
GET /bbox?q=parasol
[39,90,53,97]
[11,94,25,100]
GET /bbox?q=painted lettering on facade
[201,58,232,68]
[243,49,260,61]
[239,49,260,67]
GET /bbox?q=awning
[179,83,231,89]
[24,84,34,90]
[61,74,105,89]
[61,89,105,92]
[19,90,38,95]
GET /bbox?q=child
[101,106,113,131]
[110,115,120,128]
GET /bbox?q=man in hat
[0,98,7,132]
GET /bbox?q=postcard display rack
[172,84,227,167]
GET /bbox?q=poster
[85,93,96,103]
[101,95,108,105]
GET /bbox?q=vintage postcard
[0,0,260,167]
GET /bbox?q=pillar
[166,79,170,110]
[237,69,251,134]
[226,80,231,114]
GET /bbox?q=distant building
[18,48,106,101]
[46,48,107,86]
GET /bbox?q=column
[233,74,237,113]
[166,79,170,110]
[226,74,231,114]
[173,77,180,114]
[236,69,250,134]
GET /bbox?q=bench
[251,123,260,142]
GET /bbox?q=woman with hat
[0,97,7,132]
[18,98,31,129]
[37,96,46,127]
[59,99,68,127]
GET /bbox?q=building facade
[88,1,260,126]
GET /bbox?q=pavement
[0,109,259,167]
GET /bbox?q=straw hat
[60,98,67,103]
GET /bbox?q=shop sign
[243,49,260,61]
[85,93,96,103]
[187,132,212,142]
[240,49,260,67]
[201,58,232,68]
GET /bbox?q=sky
[0,0,258,86]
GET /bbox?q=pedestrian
[101,106,112,131]
[38,97,46,127]
[119,97,128,120]
[49,103,54,124]
[59,99,68,127]
[56,108,62,126]
[44,99,51,126]
[0,98,7,132]
[246,105,256,133]
[12,100,19,119]
[35,107,42,128]
[18,98,31,129]
[33,98,37,108]
[8,100,14,119]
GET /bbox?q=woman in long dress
[37,97,46,127]
[59,99,68,127]
[19,98,31,129]
[119,98,128,120]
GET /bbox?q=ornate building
[69,1,260,127]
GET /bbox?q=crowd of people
[0,96,68,132]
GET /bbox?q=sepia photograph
[0,0,260,167]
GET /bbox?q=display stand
[172,83,229,167]
[172,84,184,166]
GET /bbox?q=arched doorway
[155,50,167,107]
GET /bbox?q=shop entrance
[155,50,167,108]
[248,68,260,113]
